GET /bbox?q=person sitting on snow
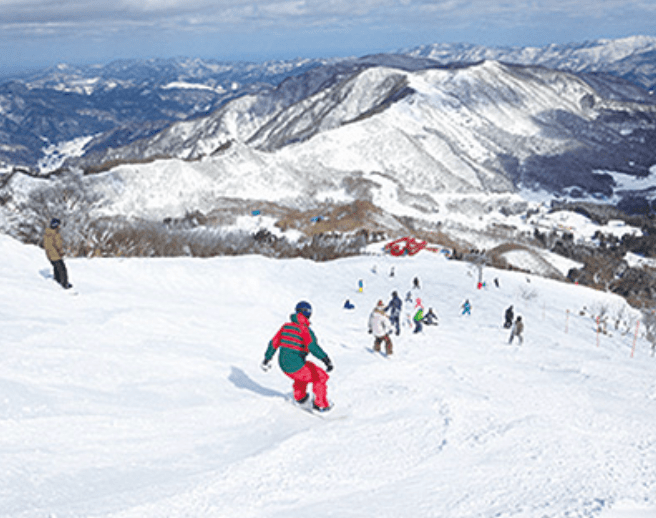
[423,308,439,326]
[261,301,334,412]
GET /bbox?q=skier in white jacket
[368,300,394,356]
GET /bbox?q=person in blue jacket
[385,291,403,335]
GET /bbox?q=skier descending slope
[261,301,334,412]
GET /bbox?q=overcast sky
[1,0,655,73]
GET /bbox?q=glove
[368,329,372,334]
[323,357,334,372]
[261,359,272,372]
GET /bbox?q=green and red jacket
[264,312,328,374]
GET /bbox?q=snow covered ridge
[1,234,655,518]
[0,56,337,169]
[63,58,656,213]
[400,35,656,90]
[2,35,656,171]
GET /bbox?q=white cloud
[0,0,654,71]
[0,0,652,32]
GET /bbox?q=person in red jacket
[261,301,334,412]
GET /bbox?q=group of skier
[364,273,446,359]
[260,269,529,413]
[260,275,440,412]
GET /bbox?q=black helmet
[50,218,61,229]
[295,301,312,319]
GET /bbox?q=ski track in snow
[0,235,655,518]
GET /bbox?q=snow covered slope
[1,234,655,518]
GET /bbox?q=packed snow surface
[1,235,655,518]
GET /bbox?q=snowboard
[287,396,346,420]
[41,269,78,295]
[365,346,392,358]
[59,283,79,295]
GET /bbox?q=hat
[50,218,61,229]
[295,300,312,319]
[377,299,385,307]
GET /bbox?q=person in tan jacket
[508,316,524,345]
[43,218,72,289]
[368,300,394,356]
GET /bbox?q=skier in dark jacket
[385,291,403,335]
[504,305,514,328]
[261,301,334,411]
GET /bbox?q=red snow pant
[285,361,330,408]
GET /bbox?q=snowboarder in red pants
[261,301,334,412]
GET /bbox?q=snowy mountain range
[1,35,655,171]
[0,57,337,169]
[401,35,656,92]
[72,57,656,203]
[2,37,656,286]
